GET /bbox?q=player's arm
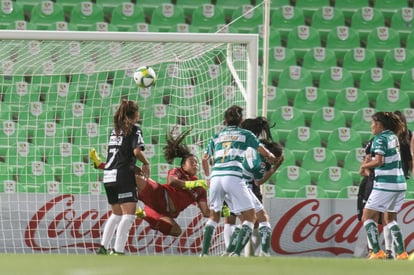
[201,152,211,179]
[360,154,384,171]
[255,154,285,186]
[257,145,277,165]
[134,147,150,178]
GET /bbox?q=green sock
[201,224,215,255]
[365,221,381,253]
[226,227,240,253]
[389,224,405,254]
[259,226,272,253]
[233,224,253,255]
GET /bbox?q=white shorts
[209,175,255,214]
[225,188,264,215]
[365,189,405,213]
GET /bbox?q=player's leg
[98,203,122,254]
[361,207,383,259]
[256,209,272,256]
[140,206,182,236]
[113,201,137,254]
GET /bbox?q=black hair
[163,127,195,166]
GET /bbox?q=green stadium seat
[190,4,225,33]
[0,164,16,193]
[326,127,363,162]
[277,66,313,100]
[215,0,251,18]
[375,88,410,112]
[0,103,12,121]
[175,0,211,17]
[302,47,337,81]
[268,46,297,82]
[61,161,100,194]
[310,6,345,41]
[95,0,131,15]
[366,27,401,60]
[270,5,305,40]
[269,0,290,15]
[16,102,48,128]
[269,106,306,143]
[325,26,360,60]
[295,185,329,199]
[29,1,65,30]
[6,141,43,171]
[310,106,347,142]
[265,86,288,113]
[286,25,321,59]
[399,69,414,101]
[317,166,353,198]
[373,0,409,20]
[343,147,365,184]
[390,8,414,43]
[382,48,414,82]
[30,121,68,147]
[342,47,377,82]
[334,0,370,19]
[31,75,67,94]
[351,7,385,43]
[276,147,296,170]
[350,107,375,143]
[0,0,24,29]
[295,0,330,18]
[69,2,105,31]
[16,0,43,13]
[150,3,185,32]
[17,161,55,193]
[285,126,322,163]
[334,87,370,123]
[402,108,414,133]
[293,86,329,122]
[275,165,312,197]
[47,142,84,169]
[359,67,395,101]
[63,102,95,128]
[336,185,359,200]
[318,67,355,100]
[110,3,146,32]
[0,120,27,147]
[301,147,338,183]
[54,0,86,14]
[3,82,42,105]
[230,4,262,31]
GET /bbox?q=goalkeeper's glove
[222,205,231,217]
[184,180,208,190]
[89,148,104,169]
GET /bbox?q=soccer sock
[258,222,272,254]
[249,228,260,256]
[223,223,235,249]
[113,214,135,253]
[101,214,122,249]
[364,219,381,253]
[388,221,405,254]
[233,221,254,255]
[383,225,392,251]
[201,220,217,255]
[226,226,241,253]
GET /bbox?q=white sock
[113,214,136,253]
[250,228,260,256]
[383,225,392,251]
[101,214,122,249]
[223,223,235,248]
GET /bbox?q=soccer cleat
[408,252,414,261]
[135,207,146,219]
[366,249,373,259]
[89,148,103,169]
[229,252,240,257]
[109,250,124,256]
[96,245,108,255]
[259,251,271,257]
[396,252,409,260]
[220,251,231,257]
[368,250,386,260]
[199,253,209,257]
[385,250,393,259]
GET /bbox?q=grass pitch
[0,254,412,275]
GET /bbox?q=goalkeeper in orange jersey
[90,128,209,237]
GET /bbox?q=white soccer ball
[133,66,157,88]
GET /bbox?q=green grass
[0,255,413,275]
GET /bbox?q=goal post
[0,30,259,255]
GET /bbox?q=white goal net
[0,30,258,255]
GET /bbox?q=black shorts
[104,168,138,205]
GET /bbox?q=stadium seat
[3,82,42,105]
[293,86,329,122]
[334,87,370,123]
[286,25,321,59]
[277,66,314,100]
[310,106,347,143]
[310,6,345,41]
[215,0,251,18]
[61,162,100,194]
[17,161,55,193]
[268,46,297,82]
[275,165,312,197]
[16,0,43,13]
[326,127,363,162]
[336,184,360,199]
[343,147,366,184]
[31,75,67,94]
[54,0,85,13]
[276,147,296,170]
[190,4,225,33]
[110,2,146,32]
[402,108,414,131]
[285,126,322,163]
[95,0,131,15]
[301,147,338,183]
[359,67,395,101]
[0,120,27,147]
[399,69,414,101]
[382,48,414,82]
[270,5,305,40]
[150,3,185,32]
[47,142,84,169]
[265,86,289,113]
[390,8,414,43]
[325,26,360,60]
[29,1,65,30]
[375,88,410,112]
[302,47,337,81]
[16,102,48,128]
[318,67,355,100]
[295,0,330,18]
[230,4,263,31]
[269,106,306,143]
[317,166,354,198]
[350,107,375,143]
[334,0,370,20]
[295,185,330,199]
[350,7,385,43]
[342,47,377,82]
[69,2,105,31]
[30,121,68,147]
[373,0,409,20]
[0,164,16,193]
[0,0,24,29]
[366,27,401,60]
[175,0,211,17]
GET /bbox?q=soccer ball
[133,66,157,88]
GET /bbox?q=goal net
[0,30,258,255]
